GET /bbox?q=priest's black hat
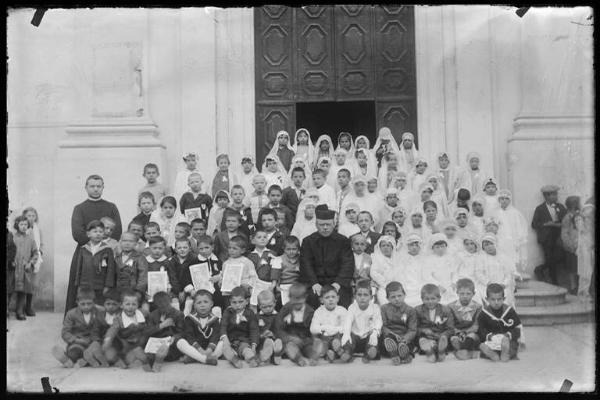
[315,204,336,220]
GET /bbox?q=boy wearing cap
[531,185,567,285]
[275,283,324,366]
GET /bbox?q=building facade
[7,6,594,311]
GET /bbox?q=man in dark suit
[531,185,567,285]
[300,205,355,308]
[281,166,306,219]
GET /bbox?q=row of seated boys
[53,279,521,372]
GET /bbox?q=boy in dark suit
[531,185,567,284]
[281,167,306,217]
[356,211,381,254]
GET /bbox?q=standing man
[64,175,122,314]
[300,205,355,308]
[531,185,567,285]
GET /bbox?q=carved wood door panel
[255,5,417,164]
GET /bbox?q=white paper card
[221,263,244,293]
[144,336,172,354]
[189,264,215,293]
[250,278,272,306]
[184,208,203,223]
[147,270,169,300]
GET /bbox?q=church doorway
[295,101,377,147]
[254,5,418,165]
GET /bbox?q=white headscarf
[337,202,361,238]
[313,135,335,169]
[268,131,295,158]
[206,190,232,236]
[397,132,420,173]
[291,197,318,244]
[292,128,315,168]
[261,154,290,189]
[354,135,378,177]
[336,132,356,159]
[372,127,400,166]
[377,151,401,196]
[370,235,399,293]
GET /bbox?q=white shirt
[316,184,337,210]
[343,301,382,339]
[546,203,559,222]
[83,312,91,324]
[310,305,348,336]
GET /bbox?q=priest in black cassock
[300,205,355,308]
[64,175,122,315]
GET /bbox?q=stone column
[507,7,594,273]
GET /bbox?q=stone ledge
[60,118,165,148]
[510,114,594,142]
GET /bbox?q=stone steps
[517,295,595,326]
[515,280,568,307]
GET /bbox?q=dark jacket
[165,253,198,294]
[281,186,304,219]
[478,304,521,342]
[62,307,103,344]
[219,306,260,346]
[380,302,417,343]
[74,243,116,290]
[213,231,248,262]
[247,249,277,282]
[182,312,221,349]
[275,303,315,342]
[115,250,148,293]
[531,202,567,246]
[300,231,355,288]
[220,206,255,238]
[144,306,185,340]
[414,304,455,339]
[179,192,212,220]
[258,311,281,338]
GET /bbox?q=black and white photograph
[6,5,595,393]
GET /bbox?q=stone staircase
[515,274,595,326]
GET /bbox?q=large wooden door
[255,5,417,164]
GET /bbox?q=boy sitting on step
[415,284,455,363]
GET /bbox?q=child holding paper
[180,235,225,315]
[220,236,258,305]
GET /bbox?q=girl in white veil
[267,130,296,173]
[292,128,315,168]
[338,202,361,238]
[313,134,335,170]
[354,148,375,180]
[377,151,401,196]
[372,127,400,170]
[336,132,356,161]
[290,197,318,244]
[261,154,291,190]
[426,174,450,219]
[398,132,420,173]
[355,135,378,174]
[238,155,259,199]
[370,235,400,305]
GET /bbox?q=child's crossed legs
[284,336,324,366]
[450,331,480,360]
[222,337,258,368]
[419,334,449,363]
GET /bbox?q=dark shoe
[326,349,336,363]
[181,355,194,364]
[16,313,26,321]
[397,342,410,360]
[25,309,36,317]
[383,337,398,356]
[142,363,153,372]
[297,357,308,367]
[340,352,352,363]
[205,355,218,366]
[366,346,377,360]
[391,356,401,365]
[450,336,462,351]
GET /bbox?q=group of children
[46,126,533,370]
[53,277,521,371]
